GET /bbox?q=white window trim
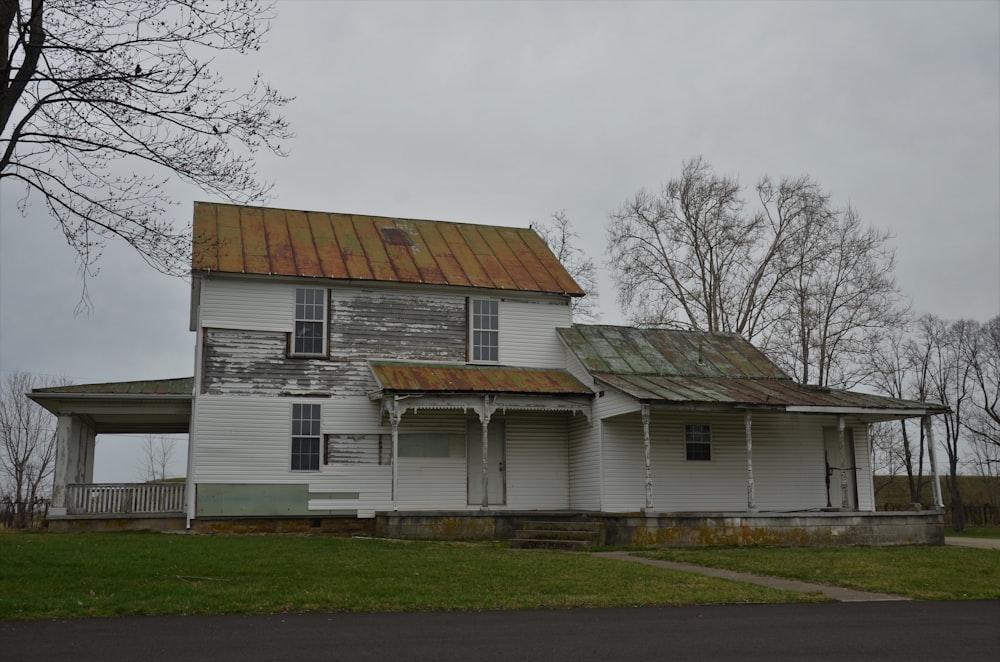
[684,423,712,462]
[291,287,329,357]
[290,402,322,472]
[469,297,500,363]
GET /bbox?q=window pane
[686,442,712,461]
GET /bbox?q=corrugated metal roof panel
[370,362,593,397]
[192,202,585,295]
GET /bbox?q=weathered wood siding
[600,411,873,513]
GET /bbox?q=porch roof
[369,361,594,397]
[559,325,947,418]
[28,378,193,434]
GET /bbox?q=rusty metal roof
[31,377,194,397]
[370,361,593,397]
[560,325,946,414]
[192,202,585,295]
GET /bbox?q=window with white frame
[684,424,712,461]
[291,403,321,471]
[293,288,327,356]
[470,298,499,362]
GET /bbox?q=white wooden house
[31,202,948,545]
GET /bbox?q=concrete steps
[508,520,605,551]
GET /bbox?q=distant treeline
[875,475,1000,528]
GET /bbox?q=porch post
[389,398,401,511]
[923,416,945,509]
[480,395,496,510]
[744,410,757,512]
[838,415,850,510]
[641,403,654,514]
[50,414,94,516]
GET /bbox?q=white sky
[1,0,998,481]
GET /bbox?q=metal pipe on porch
[641,403,654,513]
[745,410,757,512]
[923,416,945,509]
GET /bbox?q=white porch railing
[66,483,186,515]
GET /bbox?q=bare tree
[136,434,177,482]
[963,316,1000,454]
[0,371,65,527]
[864,328,930,503]
[919,315,976,531]
[534,210,600,323]
[607,157,832,341]
[1,0,292,297]
[768,206,907,388]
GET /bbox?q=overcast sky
[1,0,997,481]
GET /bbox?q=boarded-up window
[398,434,451,458]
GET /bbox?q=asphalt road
[4,601,999,662]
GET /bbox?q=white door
[467,420,506,506]
[823,427,858,510]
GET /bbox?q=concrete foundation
[376,510,945,547]
[47,514,186,533]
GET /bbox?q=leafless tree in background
[534,210,600,323]
[962,316,1000,477]
[1,0,292,305]
[137,434,177,482]
[768,206,907,388]
[0,371,64,527]
[608,157,905,388]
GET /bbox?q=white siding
[394,412,468,510]
[568,415,601,510]
[504,413,570,509]
[201,277,295,332]
[500,299,572,368]
[601,411,852,513]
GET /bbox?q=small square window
[685,424,712,461]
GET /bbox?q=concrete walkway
[945,536,1000,549]
[591,551,909,602]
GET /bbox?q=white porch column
[744,410,757,512]
[923,416,945,509]
[50,414,95,516]
[838,415,850,510]
[641,403,654,514]
[389,398,402,511]
[480,395,497,510]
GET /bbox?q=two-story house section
[187,202,595,521]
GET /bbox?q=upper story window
[293,288,327,356]
[684,424,712,461]
[291,403,321,471]
[470,298,499,362]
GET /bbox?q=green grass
[947,526,1000,539]
[641,546,1000,600]
[0,532,808,620]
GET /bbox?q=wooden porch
[65,482,186,516]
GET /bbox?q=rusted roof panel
[560,325,945,414]
[192,202,585,295]
[370,362,593,397]
[31,377,194,396]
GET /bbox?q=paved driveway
[4,601,999,662]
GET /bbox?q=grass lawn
[0,531,809,620]
[947,526,1000,539]
[642,546,1000,600]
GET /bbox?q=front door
[823,427,858,509]
[467,420,506,506]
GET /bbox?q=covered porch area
[28,378,193,530]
